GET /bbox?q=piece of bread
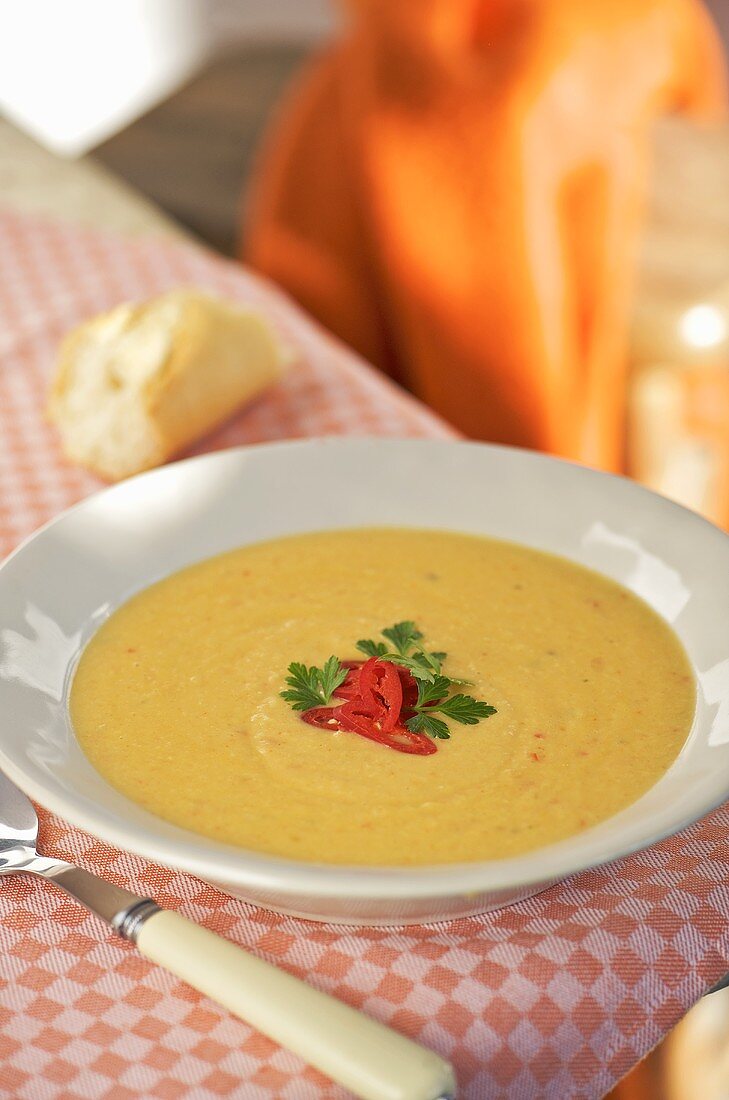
[47,288,289,481]
[663,988,729,1100]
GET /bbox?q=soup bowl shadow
[0,439,727,925]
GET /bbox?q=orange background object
[244,0,726,470]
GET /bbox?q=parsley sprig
[407,684,497,739]
[356,621,496,739]
[281,623,497,746]
[280,656,347,710]
[356,620,449,683]
[357,621,463,684]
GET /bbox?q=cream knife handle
[136,910,456,1100]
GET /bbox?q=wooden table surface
[0,116,186,239]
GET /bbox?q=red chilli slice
[334,660,419,712]
[357,657,403,732]
[337,698,435,754]
[395,665,419,711]
[352,719,437,755]
[387,727,437,755]
[301,707,346,730]
[336,695,387,737]
[373,725,436,755]
[332,661,363,700]
[302,658,437,755]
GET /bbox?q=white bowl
[1,439,728,925]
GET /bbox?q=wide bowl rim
[1,437,728,903]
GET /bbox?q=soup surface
[71,529,694,865]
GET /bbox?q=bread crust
[47,289,288,480]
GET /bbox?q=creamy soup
[71,529,694,865]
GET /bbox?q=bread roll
[663,988,729,1100]
[48,288,289,481]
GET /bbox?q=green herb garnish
[283,622,497,751]
[406,712,451,740]
[355,638,389,659]
[280,656,347,710]
[404,677,496,740]
[381,621,423,655]
[355,621,496,739]
[436,694,496,723]
[357,621,456,684]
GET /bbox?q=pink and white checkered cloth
[0,209,727,1100]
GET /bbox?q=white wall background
[0,0,214,155]
[0,0,338,156]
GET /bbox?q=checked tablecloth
[0,209,727,1100]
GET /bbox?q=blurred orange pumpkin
[244,0,726,470]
